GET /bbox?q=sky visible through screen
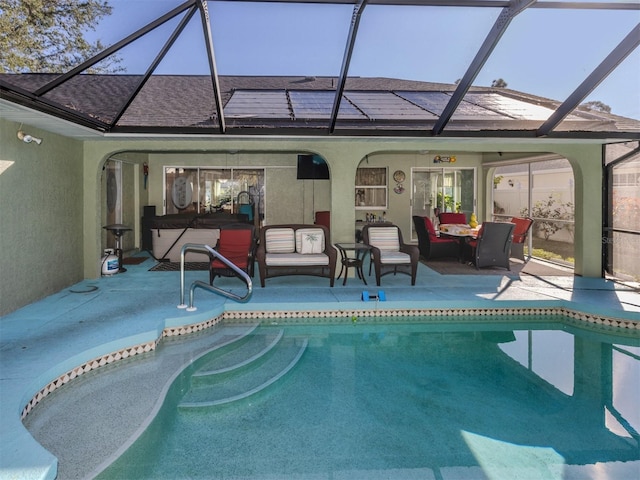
[88,0,640,120]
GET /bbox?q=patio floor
[1,254,639,480]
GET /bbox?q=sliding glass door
[411,167,475,238]
[164,167,264,219]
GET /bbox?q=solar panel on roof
[289,90,364,120]
[225,90,291,118]
[289,91,332,118]
[397,91,506,120]
[343,92,436,120]
[463,93,557,121]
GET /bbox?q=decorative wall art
[433,155,457,164]
[393,170,405,194]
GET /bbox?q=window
[355,167,387,210]
[164,167,264,218]
[613,172,640,187]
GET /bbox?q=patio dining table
[438,224,481,262]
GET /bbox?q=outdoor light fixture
[17,130,43,145]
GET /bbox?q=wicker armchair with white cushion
[363,224,419,286]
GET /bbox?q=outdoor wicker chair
[363,224,419,286]
[412,215,459,260]
[465,222,514,270]
[209,223,256,284]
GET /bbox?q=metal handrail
[177,243,252,311]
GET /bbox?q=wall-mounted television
[297,154,330,180]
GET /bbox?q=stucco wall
[0,119,84,315]
[144,151,330,225]
[1,131,608,315]
[82,138,605,279]
[360,151,483,238]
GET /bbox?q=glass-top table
[334,243,371,286]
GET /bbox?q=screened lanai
[1,5,640,479]
[1,0,640,317]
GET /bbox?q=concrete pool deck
[1,255,639,480]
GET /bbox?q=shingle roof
[1,74,638,138]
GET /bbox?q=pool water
[96,320,640,479]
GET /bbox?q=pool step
[178,333,307,408]
[191,329,285,383]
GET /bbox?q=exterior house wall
[0,119,84,316]
[85,139,604,281]
[144,152,329,225]
[1,126,607,315]
[357,151,483,235]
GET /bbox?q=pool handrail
[178,243,253,310]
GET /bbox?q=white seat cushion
[265,253,329,266]
[379,251,411,264]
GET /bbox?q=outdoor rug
[149,262,210,271]
[422,258,573,277]
[122,256,148,265]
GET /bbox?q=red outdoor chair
[439,212,467,225]
[314,211,330,231]
[209,224,256,284]
[412,216,459,260]
[509,217,534,262]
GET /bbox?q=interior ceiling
[1,0,639,140]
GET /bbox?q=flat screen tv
[297,154,330,180]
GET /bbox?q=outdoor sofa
[256,224,337,287]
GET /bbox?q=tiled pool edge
[21,305,639,421]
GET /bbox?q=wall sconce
[508,179,514,187]
[17,130,43,145]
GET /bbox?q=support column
[566,146,603,277]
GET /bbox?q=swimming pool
[79,317,640,479]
